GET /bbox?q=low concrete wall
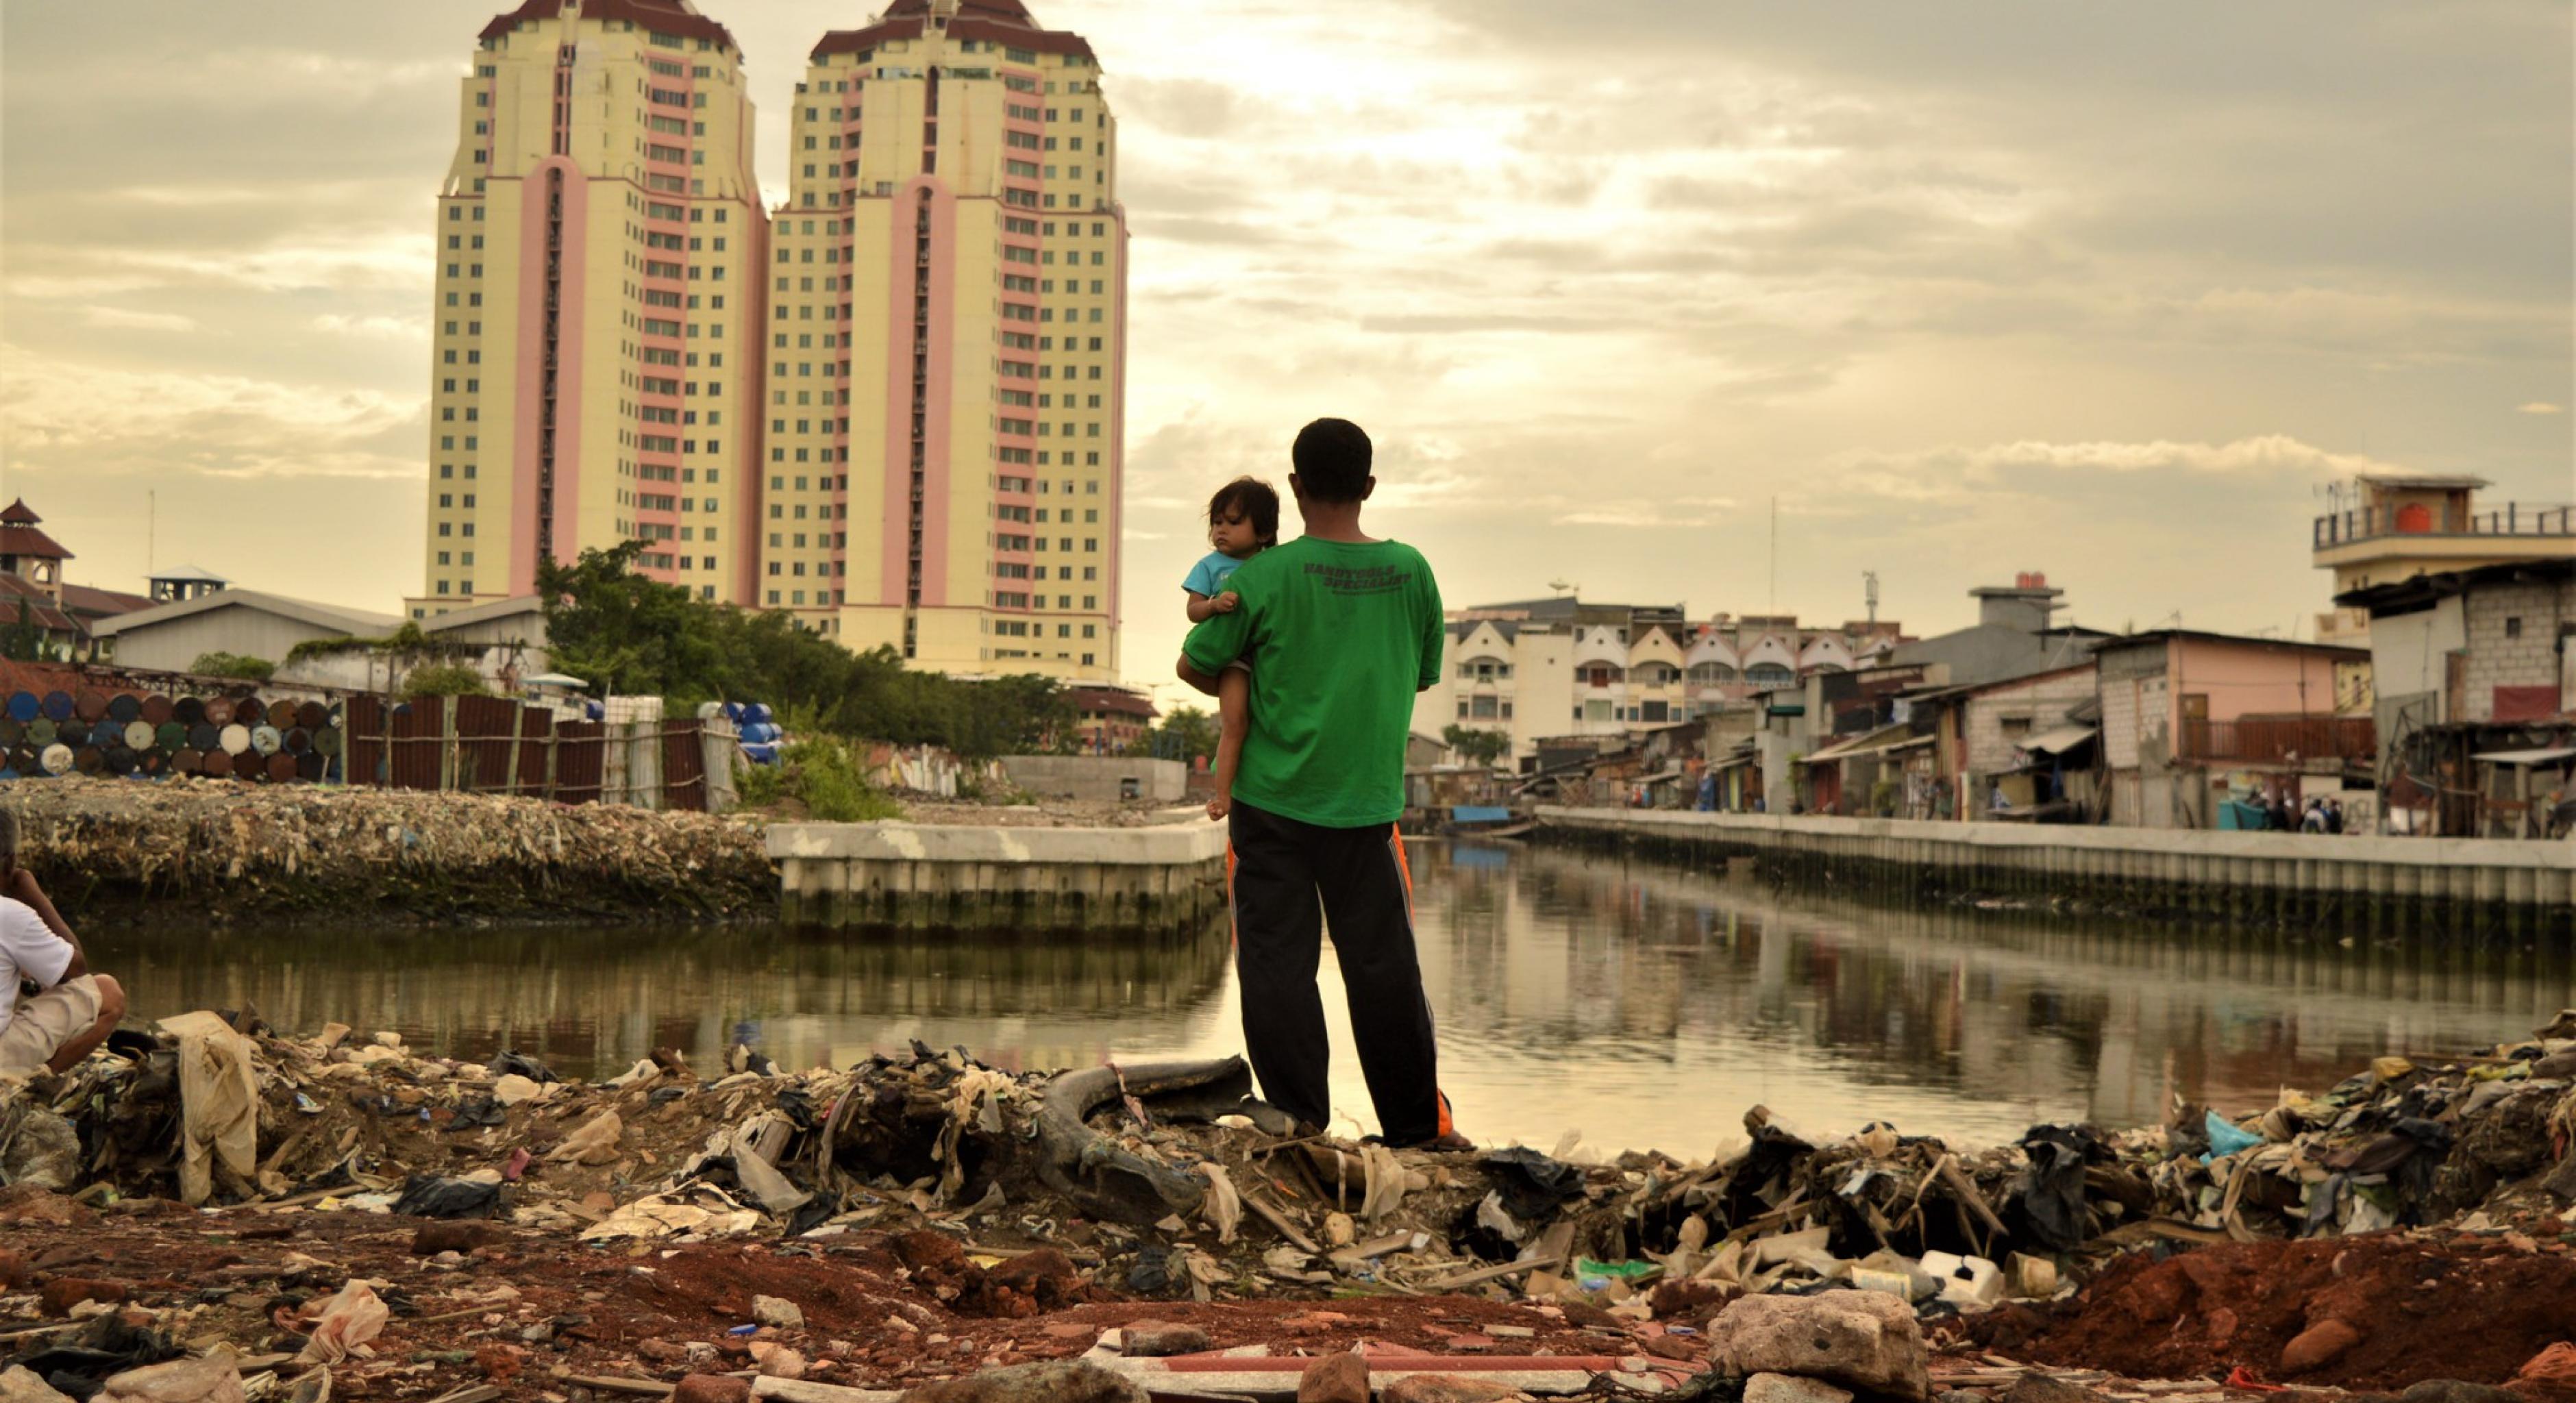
[767,821,1227,932]
[1001,755,1187,804]
[1535,807,2576,939]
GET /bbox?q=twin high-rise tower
[411,0,1126,680]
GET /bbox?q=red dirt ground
[1964,1224,2576,1394]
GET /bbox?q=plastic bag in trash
[487,1050,558,1084]
[294,1280,390,1365]
[391,1174,504,1219]
[0,1106,82,1191]
[2007,1124,2101,1253]
[15,1313,182,1401]
[1480,1145,1587,1221]
[444,1097,508,1130]
[2201,1110,2264,1163]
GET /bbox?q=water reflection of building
[1409,843,2571,1143]
[95,845,2571,1154]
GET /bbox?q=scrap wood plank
[749,1380,906,1402]
[1420,1254,1552,1291]
[566,1376,676,1397]
[1237,1187,1320,1254]
[425,1388,506,1403]
[1111,1358,1607,1400]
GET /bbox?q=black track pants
[1225,799,1444,1144]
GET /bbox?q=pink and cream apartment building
[410,0,1129,684]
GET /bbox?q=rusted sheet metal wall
[9,673,721,812]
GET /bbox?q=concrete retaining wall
[1001,755,1188,804]
[767,821,1227,932]
[1535,807,2576,939]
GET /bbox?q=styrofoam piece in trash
[1921,1250,2003,1306]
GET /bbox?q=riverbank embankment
[6,776,776,925]
[1539,806,2576,939]
[768,818,1226,932]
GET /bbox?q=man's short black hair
[1291,418,1373,502]
[1208,476,1281,546]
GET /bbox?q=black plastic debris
[392,1174,504,1219]
[1481,1145,1587,1221]
[2007,1124,2103,1253]
[444,1096,508,1130]
[488,1050,559,1084]
[12,1315,181,1401]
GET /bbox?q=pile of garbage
[5,777,774,922]
[0,1013,2570,1399]
[2,1009,2570,1312]
[1617,1009,2576,1316]
[0,1012,1657,1311]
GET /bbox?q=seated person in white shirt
[0,808,126,1078]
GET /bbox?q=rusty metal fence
[3,680,708,811]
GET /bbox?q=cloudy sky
[3,1,2568,696]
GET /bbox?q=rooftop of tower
[480,0,738,53]
[812,0,1095,63]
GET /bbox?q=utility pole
[1863,570,1879,627]
[1768,497,1778,614]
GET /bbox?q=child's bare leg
[1211,666,1250,819]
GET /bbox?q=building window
[2504,616,2523,638]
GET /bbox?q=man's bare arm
[7,870,86,978]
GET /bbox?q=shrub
[741,738,901,821]
[735,760,787,810]
[192,651,275,682]
[784,738,903,822]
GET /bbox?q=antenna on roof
[1863,569,1878,626]
[1769,497,1779,614]
[1548,578,1576,598]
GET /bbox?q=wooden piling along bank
[769,821,1230,934]
[1535,808,2576,941]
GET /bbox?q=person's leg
[1226,801,1330,1130]
[21,974,122,1075]
[46,974,123,1073]
[1312,823,1446,1145]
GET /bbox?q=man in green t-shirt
[1178,418,1466,1150]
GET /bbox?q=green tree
[1156,705,1220,767]
[537,541,1076,756]
[1444,723,1511,768]
[0,599,48,662]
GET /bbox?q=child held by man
[1182,476,1280,820]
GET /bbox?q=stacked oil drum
[0,688,345,783]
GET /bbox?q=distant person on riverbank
[1178,418,1468,1151]
[0,809,127,1077]
[1183,476,1282,823]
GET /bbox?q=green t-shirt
[1182,536,1444,828]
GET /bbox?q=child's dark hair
[1209,476,1281,547]
[1291,417,1372,502]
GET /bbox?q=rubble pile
[0,1010,2565,1401]
[1623,1010,2576,1308]
[5,778,773,923]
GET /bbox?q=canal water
[95,841,2573,1154]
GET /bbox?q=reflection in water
[95,841,2571,1153]
[95,924,1235,1080]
